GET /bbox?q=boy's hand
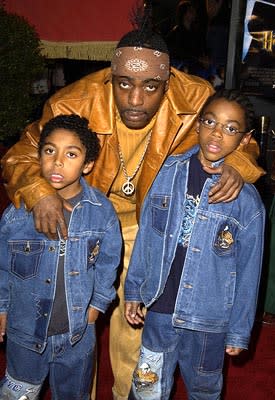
[203,164,243,203]
[88,307,100,324]
[0,313,7,343]
[225,346,244,356]
[125,302,144,325]
[33,194,72,240]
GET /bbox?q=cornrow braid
[116,1,169,55]
[200,89,255,132]
[39,114,100,163]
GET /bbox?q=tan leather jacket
[1,67,264,219]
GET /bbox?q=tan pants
[90,345,97,400]
[110,224,142,400]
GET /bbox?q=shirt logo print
[178,194,200,247]
[59,240,66,257]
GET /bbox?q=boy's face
[40,129,93,199]
[197,98,252,166]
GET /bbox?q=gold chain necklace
[117,129,152,196]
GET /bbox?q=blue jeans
[129,311,225,400]
[0,324,95,400]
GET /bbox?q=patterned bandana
[111,46,170,81]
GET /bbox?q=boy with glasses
[125,89,265,400]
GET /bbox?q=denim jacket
[125,146,265,349]
[0,179,122,353]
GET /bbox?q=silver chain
[118,129,152,196]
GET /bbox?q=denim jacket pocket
[9,240,44,279]
[151,195,171,235]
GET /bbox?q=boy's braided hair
[200,89,255,132]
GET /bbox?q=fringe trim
[40,40,118,60]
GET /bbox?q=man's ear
[240,131,253,145]
[82,161,94,175]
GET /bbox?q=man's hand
[226,346,244,356]
[125,301,144,325]
[33,194,72,240]
[203,164,243,203]
[0,313,7,343]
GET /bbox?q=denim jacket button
[184,284,193,289]
[175,318,185,324]
[45,278,51,284]
[69,271,80,276]
[48,246,56,252]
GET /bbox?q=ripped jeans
[129,311,225,400]
[0,324,95,400]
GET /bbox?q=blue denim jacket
[125,146,265,349]
[0,179,122,353]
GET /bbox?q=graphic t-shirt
[47,190,83,336]
[150,154,210,314]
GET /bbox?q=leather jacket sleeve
[225,137,265,183]
[1,68,114,210]
[1,103,56,210]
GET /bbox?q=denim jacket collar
[164,145,224,183]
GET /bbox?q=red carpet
[1,319,275,399]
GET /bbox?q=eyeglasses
[198,117,247,136]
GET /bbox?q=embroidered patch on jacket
[88,240,100,263]
[216,225,234,249]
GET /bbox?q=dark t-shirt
[150,154,210,314]
[47,191,83,336]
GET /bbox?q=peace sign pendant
[122,180,135,196]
